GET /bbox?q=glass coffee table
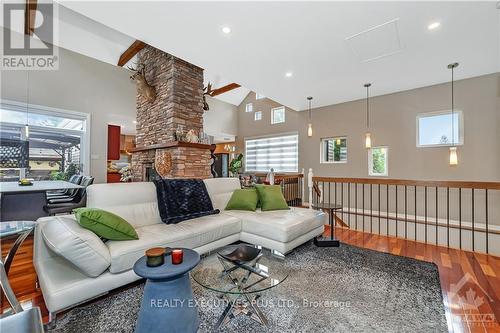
[191,244,289,329]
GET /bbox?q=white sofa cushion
[40,215,111,277]
[106,213,241,273]
[225,207,325,243]
[203,178,241,210]
[86,182,161,228]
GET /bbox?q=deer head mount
[128,63,156,103]
[202,82,212,111]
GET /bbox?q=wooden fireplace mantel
[129,141,212,153]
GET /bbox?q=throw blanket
[154,179,220,224]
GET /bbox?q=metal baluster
[370,184,373,233]
[485,189,488,254]
[322,181,325,205]
[386,185,389,236]
[378,184,381,235]
[459,188,462,249]
[348,183,351,228]
[341,182,344,223]
[472,189,475,251]
[414,185,417,241]
[335,182,337,205]
[424,186,428,244]
[355,183,358,231]
[435,187,438,246]
[395,185,398,238]
[404,185,407,239]
[362,184,365,231]
[328,181,331,210]
[446,187,450,248]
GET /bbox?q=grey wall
[203,96,238,138]
[1,42,137,184]
[237,73,500,182]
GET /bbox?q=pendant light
[447,62,459,166]
[364,83,372,148]
[307,96,313,137]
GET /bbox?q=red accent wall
[107,125,121,160]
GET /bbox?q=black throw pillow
[154,178,220,224]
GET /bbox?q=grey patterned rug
[49,241,447,333]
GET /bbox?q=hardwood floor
[2,228,499,332]
[330,226,500,333]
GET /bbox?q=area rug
[49,241,447,333]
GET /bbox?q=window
[320,137,347,163]
[254,111,262,121]
[271,106,285,124]
[245,103,253,113]
[0,101,89,181]
[245,134,298,172]
[417,110,463,147]
[368,147,388,176]
[256,93,266,100]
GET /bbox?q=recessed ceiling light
[427,22,441,30]
[221,26,231,34]
[285,72,293,78]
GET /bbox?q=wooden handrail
[312,177,500,190]
[254,173,304,179]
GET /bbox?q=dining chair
[46,174,83,199]
[45,176,94,215]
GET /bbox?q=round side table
[133,248,200,333]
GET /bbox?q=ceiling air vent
[345,18,403,63]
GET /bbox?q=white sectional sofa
[34,178,325,316]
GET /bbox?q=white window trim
[255,93,266,100]
[254,111,262,121]
[416,109,464,148]
[245,103,253,113]
[320,136,348,164]
[368,146,389,177]
[271,106,285,124]
[1,99,91,177]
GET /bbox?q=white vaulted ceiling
[14,1,500,110]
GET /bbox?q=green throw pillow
[225,189,259,211]
[255,185,289,211]
[73,208,138,241]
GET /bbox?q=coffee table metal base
[216,293,268,329]
[214,255,270,329]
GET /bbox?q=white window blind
[245,134,298,172]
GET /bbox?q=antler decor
[128,63,156,103]
[203,83,212,111]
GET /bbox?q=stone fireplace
[130,46,212,181]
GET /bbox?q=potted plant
[229,153,243,177]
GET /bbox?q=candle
[145,247,166,267]
[171,249,183,265]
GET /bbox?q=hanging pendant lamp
[364,83,372,148]
[447,62,459,166]
[307,96,313,137]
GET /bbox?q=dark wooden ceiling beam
[209,83,241,97]
[117,40,146,66]
[24,0,37,36]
